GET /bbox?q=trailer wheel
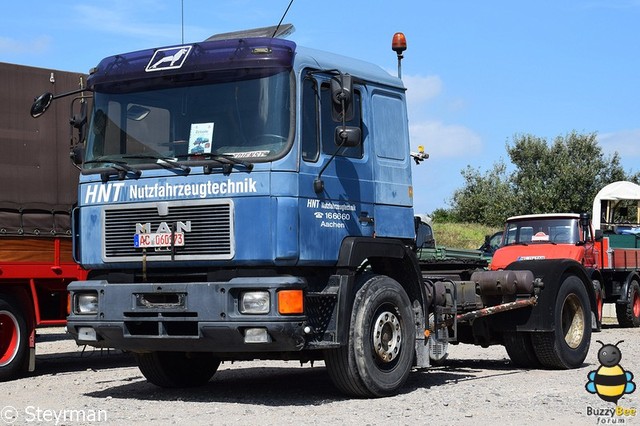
[324,275,415,398]
[532,275,591,369]
[135,351,220,388]
[616,280,640,328]
[503,332,541,368]
[0,295,29,381]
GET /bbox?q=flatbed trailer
[0,63,88,380]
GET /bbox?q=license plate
[134,232,185,248]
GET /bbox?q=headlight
[240,291,270,314]
[74,293,99,315]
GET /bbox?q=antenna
[272,0,295,37]
[181,0,185,43]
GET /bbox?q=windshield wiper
[122,154,191,175]
[206,154,254,172]
[503,242,529,247]
[83,159,142,183]
[179,153,254,174]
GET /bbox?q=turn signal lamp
[277,290,304,314]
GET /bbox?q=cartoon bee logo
[586,340,636,404]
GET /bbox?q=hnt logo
[586,340,636,404]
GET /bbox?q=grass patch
[432,222,501,249]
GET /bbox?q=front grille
[103,199,234,261]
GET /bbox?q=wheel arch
[0,286,36,333]
[618,271,640,304]
[337,237,428,328]
[506,259,596,331]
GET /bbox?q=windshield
[84,70,292,169]
[504,218,580,245]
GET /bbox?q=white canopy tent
[592,181,640,230]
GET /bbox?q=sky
[2,1,639,214]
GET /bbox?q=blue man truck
[31,27,597,397]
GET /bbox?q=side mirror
[70,145,84,165]
[579,212,591,228]
[334,126,361,147]
[330,74,354,122]
[30,92,54,118]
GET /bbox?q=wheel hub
[561,294,585,349]
[372,311,401,363]
[633,292,640,318]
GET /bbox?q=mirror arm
[314,133,348,194]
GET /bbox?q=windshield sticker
[188,123,214,155]
[145,45,192,72]
[531,231,550,241]
[226,151,270,159]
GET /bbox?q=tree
[449,161,517,226]
[446,131,628,226]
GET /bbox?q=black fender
[585,267,605,300]
[617,271,640,304]
[505,259,597,332]
[335,236,430,335]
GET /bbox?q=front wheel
[324,275,415,398]
[0,295,29,381]
[616,280,640,328]
[135,351,220,388]
[532,275,591,369]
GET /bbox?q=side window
[301,78,319,162]
[320,83,363,158]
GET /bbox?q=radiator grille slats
[103,201,234,261]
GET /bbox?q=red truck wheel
[324,274,415,398]
[531,275,591,369]
[503,332,541,368]
[0,296,28,381]
[135,351,220,388]
[616,280,640,328]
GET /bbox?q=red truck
[491,204,640,353]
[0,63,88,381]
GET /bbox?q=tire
[135,351,220,388]
[616,280,640,328]
[0,295,29,381]
[324,275,415,398]
[532,275,591,369]
[503,331,541,368]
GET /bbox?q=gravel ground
[2,321,639,426]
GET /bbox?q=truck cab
[491,213,598,270]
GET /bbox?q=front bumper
[67,277,309,353]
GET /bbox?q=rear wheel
[532,275,591,369]
[616,280,640,328]
[324,275,415,398]
[0,295,29,381]
[135,351,220,388]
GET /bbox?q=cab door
[298,73,374,264]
